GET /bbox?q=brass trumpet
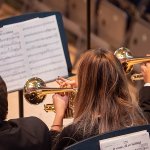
[23,77,77,118]
[114,47,150,81]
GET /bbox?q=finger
[56,79,63,84]
[58,77,72,85]
[52,94,56,98]
[57,77,67,82]
[56,80,66,87]
[146,62,150,67]
[52,94,57,101]
[141,65,146,71]
[141,63,146,68]
[56,77,68,84]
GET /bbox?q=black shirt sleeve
[0,117,51,150]
[139,86,150,123]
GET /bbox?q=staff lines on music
[0,37,21,51]
[0,58,24,67]
[24,28,57,38]
[0,53,22,62]
[27,47,61,57]
[0,64,25,73]
[6,74,26,83]
[26,41,59,51]
[31,65,66,77]
[0,15,69,92]
[0,35,20,42]
[4,70,26,79]
[0,47,21,55]
[22,20,55,31]
[29,58,64,70]
[28,54,63,64]
[25,35,58,45]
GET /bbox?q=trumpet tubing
[23,77,77,118]
[131,74,144,81]
[123,57,150,74]
[114,47,150,81]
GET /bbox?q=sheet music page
[99,130,150,150]
[0,15,68,92]
[0,25,27,91]
[22,16,68,81]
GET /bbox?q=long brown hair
[73,48,147,136]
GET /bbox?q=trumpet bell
[114,47,150,80]
[114,47,134,73]
[24,77,46,104]
[114,47,133,62]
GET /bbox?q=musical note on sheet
[0,15,68,92]
[0,26,27,91]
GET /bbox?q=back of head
[0,76,8,121]
[74,48,146,136]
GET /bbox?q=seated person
[139,61,150,122]
[0,76,51,150]
[50,48,147,150]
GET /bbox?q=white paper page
[0,26,28,91]
[21,15,68,81]
[0,15,69,92]
[100,130,150,150]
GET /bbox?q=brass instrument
[23,77,77,118]
[114,47,150,81]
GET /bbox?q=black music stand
[0,12,73,117]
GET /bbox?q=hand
[52,93,69,117]
[141,62,150,83]
[56,77,77,88]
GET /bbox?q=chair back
[65,125,150,150]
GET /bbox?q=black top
[139,86,150,123]
[0,116,51,150]
[51,124,98,150]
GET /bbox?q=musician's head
[74,48,146,134]
[0,76,8,120]
[76,48,126,104]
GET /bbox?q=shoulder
[8,116,49,133]
[5,117,51,149]
[9,116,46,125]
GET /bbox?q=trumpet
[114,47,150,81]
[23,77,77,118]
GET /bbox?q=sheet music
[99,130,150,150]
[0,15,68,92]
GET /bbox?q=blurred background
[0,0,150,73]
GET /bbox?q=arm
[51,94,69,131]
[51,77,76,131]
[56,77,77,88]
[50,77,78,149]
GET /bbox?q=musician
[0,76,51,150]
[139,62,150,122]
[50,48,147,150]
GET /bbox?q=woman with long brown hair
[51,48,147,150]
